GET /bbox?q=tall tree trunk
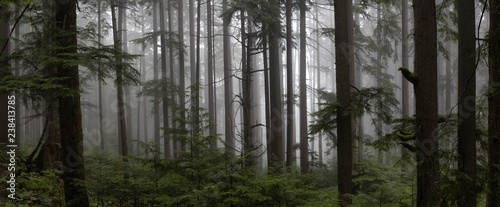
[268,0,285,170]
[122,4,133,155]
[111,0,129,162]
[167,0,177,158]
[207,0,216,149]
[195,0,201,128]
[413,0,439,205]
[153,0,161,159]
[315,4,323,165]
[285,0,294,168]
[299,0,308,174]
[159,0,171,159]
[55,0,90,205]
[457,0,477,206]
[0,5,9,147]
[401,0,409,171]
[263,24,271,167]
[178,0,187,153]
[376,4,384,164]
[189,0,196,88]
[334,0,353,204]
[223,0,235,154]
[97,0,105,150]
[487,0,500,205]
[241,13,255,168]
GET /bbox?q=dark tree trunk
[111,0,128,162]
[457,0,477,206]
[487,0,500,205]
[413,0,439,205]
[334,0,353,205]
[0,5,9,147]
[268,0,285,171]
[299,0,308,174]
[207,0,216,150]
[55,0,90,205]
[223,0,235,154]
[285,0,294,168]
[178,0,187,153]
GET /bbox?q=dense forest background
[0,0,499,206]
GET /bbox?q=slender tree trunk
[268,0,285,171]
[159,0,171,159]
[153,0,161,159]
[263,25,271,167]
[122,4,133,155]
[401,0,409,172]
[285,0,294,168]
[55,0,90,205]
[97,0,105,150]
[334,0,353,204]
[0,5,9,147]
[111,0,129,162]
[167,0,177,158]
[457,0,477,206]
[376,4,384,164]
[178,0,187,153]
[241,13,255,168]
[223,0,235,154]
[315,5,323,165]
[413,0,439,205]
[487,0,500,205]
[195,0,201,126]
[299,0,309,174]
[207,0,216,149]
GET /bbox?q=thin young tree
[178,0,187,152]
[55,0,90,205]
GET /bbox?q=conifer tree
[55,0,90,205]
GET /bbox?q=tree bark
[334,0,353,205]
[111,0,128,162]
[55,0,90,205]
[285,0,294,169]
[178,0,187,153]
[0,4,9,147]
[299,0,308,174]
[207,0,216,150]
[457,0,477,206]
[159,0,171,159]
[153,0,161,159]
[487,0,500,205]
[413,0,439,205]
[268,0,285,171]
[223,0,235,155]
